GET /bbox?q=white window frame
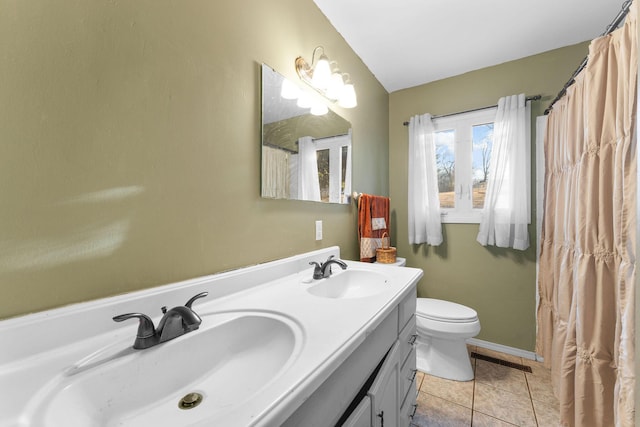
[432,107,497,224]
[313,133,351,204]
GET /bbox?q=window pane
[472,123,493,209]
[316,149,330,202]
[435,130,455,208]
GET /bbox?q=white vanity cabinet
[351,290,418,427]
[342,396,372,427]
[396,291,419,426]
[0,247,425,427]
[285,287,419,427]
[369,342,400,427]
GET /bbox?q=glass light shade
[296,92,313,108]
[325,72,345,101]
[280,79,300,100]
[310,102,329,116]
[338,83,357,108]
[311,55,331,90]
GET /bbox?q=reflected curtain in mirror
[261,145,291,199]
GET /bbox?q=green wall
[0,0,389,319]
[388,42,590,351]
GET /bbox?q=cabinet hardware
[410,403,418,419]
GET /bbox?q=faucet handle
[185,291,209,309]
[309,262,323,280]
[113,313,157,338]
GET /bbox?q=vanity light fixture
[295,46,357,108]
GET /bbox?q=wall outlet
[315,220,322,240]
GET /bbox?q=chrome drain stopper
[178,392,203,410]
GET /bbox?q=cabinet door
[368,342,400,427]
[342,396,372,427]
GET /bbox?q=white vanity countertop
[0,247,423,427]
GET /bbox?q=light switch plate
[315,220,322,240]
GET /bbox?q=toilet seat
[417,298,478,323]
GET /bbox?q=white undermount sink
[25,311,303,427]
[306,269,390,299]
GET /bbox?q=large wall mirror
[261,64,352,204]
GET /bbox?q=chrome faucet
[113,291,208,350]
[309,255,348,279]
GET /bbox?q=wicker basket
[376,232,397,264]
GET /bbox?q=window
[432,107,497,223]
[313,134,351,203]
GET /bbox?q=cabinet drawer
[399,385,418,427]
[400,346,417,403]
[398,288,417,332]
[399,315,417,365]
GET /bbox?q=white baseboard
[466,338,543,362]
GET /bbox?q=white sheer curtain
[476,94,530,250]
[297,136,321,201]
[261,145,290,199]
[408,113,442,246]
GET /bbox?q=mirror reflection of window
[316,149,330,202]
[312,133,352,203]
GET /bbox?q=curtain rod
[312,132,350,142]
[402,95,541,126]
[263,142,297,154]
[544,0,633,115]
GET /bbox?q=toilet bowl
[374,258,479,381]
[415,298,480,381]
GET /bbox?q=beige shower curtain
[536,2,637,426]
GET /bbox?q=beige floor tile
[420,372,474,408]
[533,398,561,426]
[471,411,517,426]
[526,372,558,407]
[473,347,524,365]
[474,382,537,427]
[527,359,552,379]
[475,359,529,397]
[416,370,425,390]
[412,391,472,427]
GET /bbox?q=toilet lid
[416,298,478,323]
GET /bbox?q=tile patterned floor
[411,346,559,427]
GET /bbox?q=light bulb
[338,83,357,108]
[296,92,312,108]
[310,102,328,116]
[280,79,299,100]
[325,72,345,101]
[311,55,331,90]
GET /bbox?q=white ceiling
[313,0,626,93]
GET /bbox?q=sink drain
[178,392,203,410]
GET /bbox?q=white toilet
[375,257,481,381]
[415,298,481,381]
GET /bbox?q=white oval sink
[307,269,390,299]
[27,311,303,426]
